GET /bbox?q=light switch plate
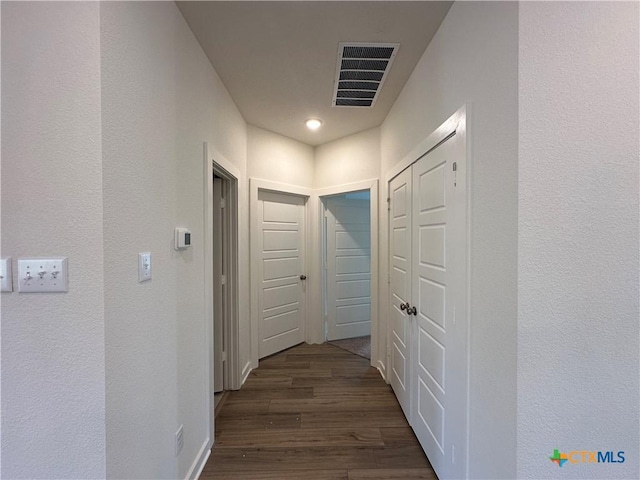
[1,257,13,292]
[138,252,152,282]
[18,257,68,293]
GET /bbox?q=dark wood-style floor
[200,342,437,480]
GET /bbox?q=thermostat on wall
[175,228,192,250]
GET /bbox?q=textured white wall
[100,2,247,478]
[1,3,106,478]
[518,3,639,478]
[314,128,380,189]
[380,3,518,478]
[247,125,314,188]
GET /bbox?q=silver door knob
[299,274,307,280]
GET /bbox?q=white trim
[203,142,243,452]
[250,178,313,366]
[187,441,210,480]
[218,171,240,392]
[251,178,313,198]
[315,178,378,198]
[203,144,214,450]
[208,147,242,183]
[307,194,323,344]
[316,179,379,369]
[385,108,463,185]
[250,181,258,368]
[241,360,252,384]
[460,105,472,478]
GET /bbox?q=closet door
[388,168,413,419]
[387,112,468,480]
[411,136,459,478]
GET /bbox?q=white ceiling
[177,1,453,146]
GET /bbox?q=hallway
[201,343,436,479]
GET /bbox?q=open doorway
[210,165,239,397]
[212,173,227,411]
[322,190,372,359]
[204,142,241,446]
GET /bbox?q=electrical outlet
[138,252,152,282]
[1,257,13,292]
[175,425,184,456]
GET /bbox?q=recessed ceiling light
[305,118,323,130]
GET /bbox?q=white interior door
[388,168,413,420]
[325,195,371,341]
[257,190,306,359]
[411,135,465,479]
[213,177,224,392]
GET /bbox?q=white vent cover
[332,42,399,108]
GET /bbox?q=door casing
[204,142,242,448]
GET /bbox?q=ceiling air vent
[332,42,399,108]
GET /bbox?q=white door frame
[204,142,242,447]
[249,178,313,368]
[384,104,470,477]
[213,176,225,393]
[316,179,379,369]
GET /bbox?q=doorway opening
[211,165,239,388]
[321,190,372,360]
[204,142,241,446]
[212,173,228,412]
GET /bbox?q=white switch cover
[138,252,152,282]
[1,257,13,292]
[18,257,68,293]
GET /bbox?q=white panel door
[326,195,371,341]
[258,190,306,358]
[388,168,413,420]
[411,135,464,479]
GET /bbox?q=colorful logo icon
[550,449,568,467]
[550,448,625,467]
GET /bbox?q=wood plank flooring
[200,342,437,480]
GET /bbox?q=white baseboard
[241,360,252,385]
[186,439,211,480]
[376,360,387,382]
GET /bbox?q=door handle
[299,274,307,280]
[408,306,417,316]
[400,302,409,311]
